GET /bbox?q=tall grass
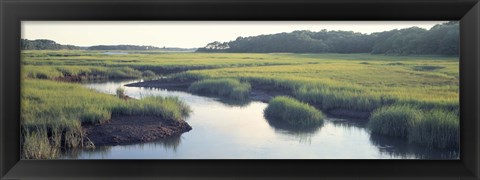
[112,96,191,121]
[264,96,325,128]
[22,51,459,149]
[21,79,191,159]
[188,78,251,100]
[23,65,150,81]
[22,129,60,159]
[408,110,459,149]
[367,105,422,138]
[368,104,459,149]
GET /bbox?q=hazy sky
[22,21,447,48]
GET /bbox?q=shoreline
[83,115,192,147]
[126,79,371,120]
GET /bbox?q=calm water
[61,79,459,159]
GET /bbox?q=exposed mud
[126,79,191,91]
[326,109,370,119]
[83,115,192,147]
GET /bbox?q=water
[61,79,459,159]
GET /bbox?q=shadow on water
[217,98,252,107]
[369,134,459,159]
[263,114,324,144]
[328,118,368,129]
[70,79,460,159]
[62,135,183,159]
[131,135,183,151]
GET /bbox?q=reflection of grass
[21,79,191,159]
[217,98,252,107]
[188,78,251,100]
[264,115,321,134]
[369,134,459,159]
[167,53,458,149]
[22,51,459,150]
[264,96,324,128]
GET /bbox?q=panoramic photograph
[20,21,459,159]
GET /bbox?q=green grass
[188,78,251,100]
[408,110,459,149]
[367,105,422,138]
[22,128,61,159]
[264,96,325,128]
[168,55,458,114]
[368,104,459,149]
[22,50,459,150]
[21,79,191,159]
[22,65,150,81]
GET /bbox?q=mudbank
[83,115,192,146]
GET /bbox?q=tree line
[21,40,163,51]
[87,45,161,50]
[21,40,199,51]
[197,21,459,55]
[21,39,85,50]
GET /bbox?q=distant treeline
[197,21,459,55]
[21,39,85,50]
[87,45,161,50]
[21,39,195,51]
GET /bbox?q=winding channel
[60,79,459,159]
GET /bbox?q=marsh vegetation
[264,96,325,128]
[21,50,459,159]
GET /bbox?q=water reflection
[369,134,459,159]
[60,79,460,159]
[217,98,252,107]
[264,116,322,133]
[62,135,183,159]
[329,118,368,129]
[263,116,323,144]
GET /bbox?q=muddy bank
[126,79,370,119]
[126,79,191,91]
[83,115,192,146]
[325,109,370,119]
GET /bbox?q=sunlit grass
[188,78,251,100]
[264,96,325,128]
[367,105,422,138]
[408,110,459,149]
[21,50,459,149]
[21,79,191,159]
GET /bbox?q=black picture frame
[1,0,479,179]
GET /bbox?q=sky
[22,21,447,48]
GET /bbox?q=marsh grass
[408,110,459,149]
[23,65,149,81]
[116,87,126,99]
[21,79,191,159]
[264,96,325,128]
[142,70,157,77]
[367,105,422,138]
[188,78,251,100]
[22,129,60,159]
[21,51,459,150]
[368,105,459,149]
